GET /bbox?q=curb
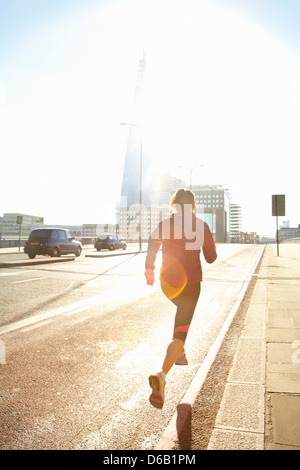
[155,246,265,450]
[0,249,148,268]
[85,250,147,259]
[0,257,75,268]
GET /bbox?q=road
[0,244,264,450]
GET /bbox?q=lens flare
[160,256,187,299]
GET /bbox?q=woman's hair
[170,188,196,213]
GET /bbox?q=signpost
[272,195,285,256]
[17,215,23,252]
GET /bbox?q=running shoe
[148,372,166,409]
[175,351,188,365]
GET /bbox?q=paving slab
[269,394,300,447]
[208,428,264,450]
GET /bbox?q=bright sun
[1,0,299,230]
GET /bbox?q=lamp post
[189,165,204,190]
[205,185,215,240]
[121,122,143,251]
[178,164,205,190]
[178,164,205,217]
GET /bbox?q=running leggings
[161,282,201,342]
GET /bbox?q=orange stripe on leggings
[174,325,190,334]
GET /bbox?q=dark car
[24,228,82,259]
[94,234,127,251]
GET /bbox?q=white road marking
[63,297,110,316]
[20,319,54,333]
[0,293,113,335]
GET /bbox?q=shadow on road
[176,403,192,450]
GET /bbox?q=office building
[279,224,300,242]
[192,185,231,242]
[119,174,184,241]
[120,51,149,208]
[230,203,243,243]
[0,213,44,240]
[119,53,185,241]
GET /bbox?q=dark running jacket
[145,213,217,286]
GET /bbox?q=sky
[0,0,299,236]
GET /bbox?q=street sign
[272,194,285,256]
[272,195,285,217]
[17,216,23,252]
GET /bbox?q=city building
[0,213,44,241]
[119,55,237,244]
[281,220,290,228]
[239,232,260,244]
[120,51,148,208]
[119,174,184,241]
[1,213,44,226]
[192,185,231,243]
[0,212,119,247]
[260,236,276,244]
[279,224,300,242]
[230,203,243,243]
[54,225,82,238]
[82,223,117,242]
[119,53,186,241]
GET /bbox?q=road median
[85,250,147,259]
[0,256,75,268]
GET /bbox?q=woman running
[145,188,217,409]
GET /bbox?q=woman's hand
[145,268,155,286]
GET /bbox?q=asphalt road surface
[0,243,264,450]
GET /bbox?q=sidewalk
[208,242,300,449]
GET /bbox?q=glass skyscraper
[119,53,185,240]
[120,51,149,208]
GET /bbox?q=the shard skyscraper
[120,51,150,208]
[119,52,183,240]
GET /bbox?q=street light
[121,122,143,251]
[205,185,216,240]
[177,164,205,217]
[178,164,205,189]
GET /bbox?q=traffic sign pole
[272,195,285,257]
